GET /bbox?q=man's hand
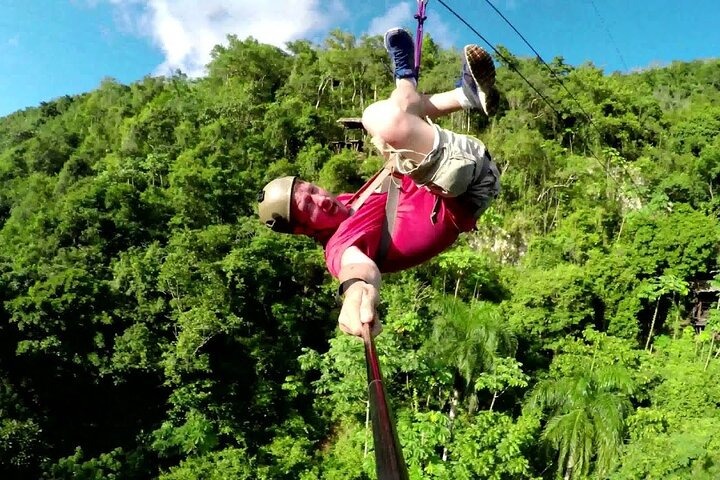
[338,281,382,337]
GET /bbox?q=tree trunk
[316,77,328,109]
[442,388,460,461]
[645,298,661,350]
[564,452,575,480]
[489,392,498,411]
[705,335,715,371]
[615,215,625,243]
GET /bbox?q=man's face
[291,181,349,232]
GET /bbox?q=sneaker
[384,28,416,80]
[460,45,499,116]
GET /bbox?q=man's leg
[361,29,496,163]
[362,82,438,163]
[424,43,500,118]
[362,28,453,162]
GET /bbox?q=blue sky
[1,0,719,117]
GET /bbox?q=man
[258,28,501,337]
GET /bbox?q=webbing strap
[345,162,400,266]
[414,0,428,79]
[347,162,393,215]
[344,139,404,266]
[378,177,400,265]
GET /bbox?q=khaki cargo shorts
[393,123,501,218]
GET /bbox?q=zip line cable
[436,0,643,196]
[588,0,629,72]
[434,0,563,119]
[478,0,642,194]
[480,0,598,122]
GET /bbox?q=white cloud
[367,2,413,35]
[6,35,20,48]
[105,0,346,77]
[424,10,454,48]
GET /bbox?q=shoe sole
[384,27,408,52]
[464,45,498,115]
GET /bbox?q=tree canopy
[0,31,718,479]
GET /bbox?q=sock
[454,87,472,109]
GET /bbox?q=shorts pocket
[427,154,476,197]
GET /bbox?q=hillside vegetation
[0,31,719,479]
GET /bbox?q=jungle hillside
[0,31,719,479]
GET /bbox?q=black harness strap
[344,137,404,267]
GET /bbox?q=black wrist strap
[337,278,367,297]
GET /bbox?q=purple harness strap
[414,0,428,80]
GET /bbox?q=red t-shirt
[324,176,477,277]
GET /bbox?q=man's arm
[337,246,382,337]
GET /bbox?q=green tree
[424,297,517,461]
[612,330,720,479]
[636,274,689,350]
[527,332,636,480]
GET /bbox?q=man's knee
[362,102,410,146]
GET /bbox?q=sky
[1,0,719,117]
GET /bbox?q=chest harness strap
[343,139,405,266]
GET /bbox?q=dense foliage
[0,31,718,479]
